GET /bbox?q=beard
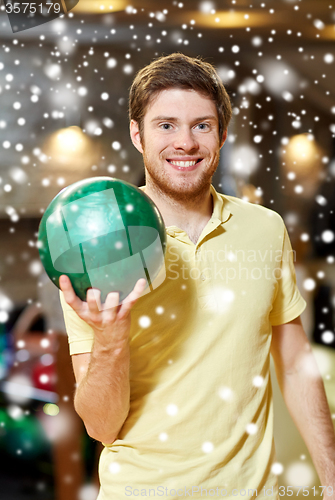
[142,148,221,203]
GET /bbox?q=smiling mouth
[167,159,202,167]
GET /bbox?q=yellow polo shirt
[60,185,306,499]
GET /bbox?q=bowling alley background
[0,1,335,499]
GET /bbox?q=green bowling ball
[4,413,49,459]
[38,177,166,303]
[0,408,9,450]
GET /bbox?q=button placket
[194,242,213,310]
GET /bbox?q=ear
[130,120,144,154]
[220,129,228,149]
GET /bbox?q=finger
[86,288,102,312]
[118,278,147,317]
[103,291,121,315]
[59,275,83,312]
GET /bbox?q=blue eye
[196,123,209,130]
[160,123,172,130]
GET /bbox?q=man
[59,53,335,499]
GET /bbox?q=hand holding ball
[37,177,166,304]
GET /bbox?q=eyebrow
[151,115,218,123]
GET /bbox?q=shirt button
[200,274,206,281]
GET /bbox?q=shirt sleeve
[269,222,307,326]
[59,290,94,355]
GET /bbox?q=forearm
[74,339,130,444]
[276,351,335,485]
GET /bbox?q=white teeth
[169,160,198,167]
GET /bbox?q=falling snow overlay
[0,0,335,498]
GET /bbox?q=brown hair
[129,53,232,143]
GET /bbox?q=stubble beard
[142,149,221,204]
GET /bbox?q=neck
[142,179,213,230]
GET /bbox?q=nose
[173,126,199,152]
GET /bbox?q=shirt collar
[209,184,231,224]
[138,184,231,228]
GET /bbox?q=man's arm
[70,347,130,445]
[271,316,335,488]
[60,275,146,444]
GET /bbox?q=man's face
[130,88,227,202]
